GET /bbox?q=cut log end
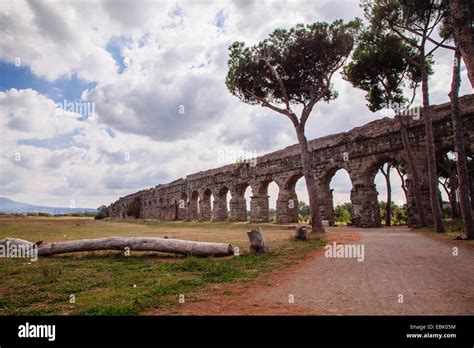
[295,226,309,241]
[247,227,268,254]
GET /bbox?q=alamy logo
[18,322,56,341]
[0,241,38,262]
[324,242,365,262]
[380,101,420,120]
[55,99,95,117]
[217,148,258,167]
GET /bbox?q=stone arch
[249,177,276,223]
[435,147,464,220]
[369,155,410,226]
[273,172,302,223]
[156,198,163,219]
[212,186,230,221]
[283,172,304,190]
[143,200,147,217]
[189,191,199,220]
[435,146,466,203]
[348,157,390,228]
[199,188,212,221]
[363,152,431,228]
[164,198,170,216]
[121,203,127,218]
[104,97,474,224]
[364,153,407,181]
[173,199,179,221]
[317,165,353,226]
[143,200,149,219]
[229,182,251,221]
[435,125,473,159]
[319,161,352,186]
[177,192,188,220]
[251,178,273,196]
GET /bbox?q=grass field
[0,217,325,315]
[421,219,474,244]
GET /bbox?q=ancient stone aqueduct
[107,95,474,228]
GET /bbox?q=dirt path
[161,226,474,315]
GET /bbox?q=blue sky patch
[0,61,96,103]
[106,36,131,74]
[105,127,116,138]
[168,4,184,18]
[214,9,226,28]
[17,131,81,150]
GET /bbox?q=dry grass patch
[0,217,326,315]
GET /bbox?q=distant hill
[0,197,97,215]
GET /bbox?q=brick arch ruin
[107,95,474,228]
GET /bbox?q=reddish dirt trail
[157,226,474,315]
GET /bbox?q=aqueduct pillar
[318,182,336,226]
[350,171,381,228]
[230,193,247,221]
[212,188,228,221]
[276,188,299,223]
[198,190,212,221]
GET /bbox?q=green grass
[420,219,474,244]
[0,217,325,315]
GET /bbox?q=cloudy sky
[0,0,471,210]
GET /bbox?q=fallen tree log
[0,237,233,257]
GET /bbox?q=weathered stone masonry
[107,95,474,228]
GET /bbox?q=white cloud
[0,0,471,209]
[0,0,117,81]
[0,89,81,142]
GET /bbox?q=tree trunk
[296,127,325,233]
[449,0,474,88]
[440,177,459,219]
[398,117,427,227]
[449,49,474,239]
[395,164,408,202]
[247,227,268,253]
[0,237,234,257]
[470,166,474,213]
[380,164,392,226]
[449,172,460,219]
[439,190,445,217]
[420,55,445,232]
